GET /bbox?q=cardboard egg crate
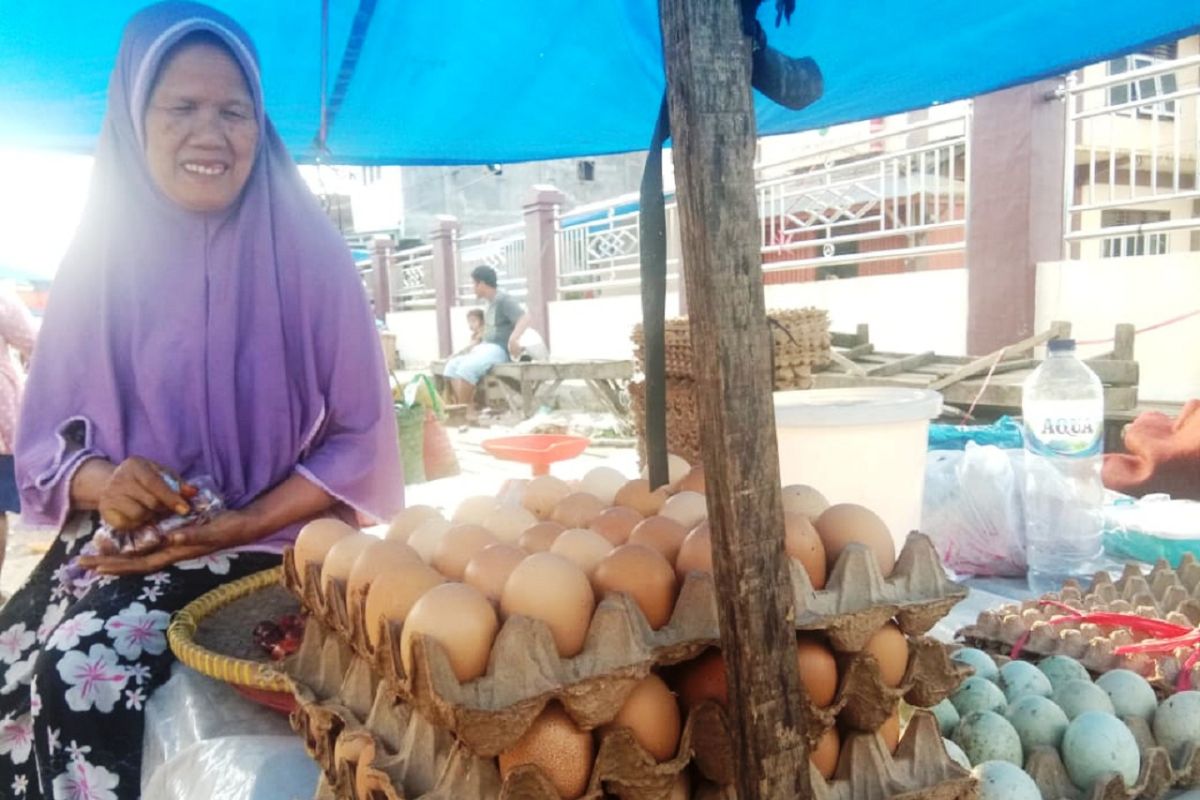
[280,532,965,757]
[957,558,1200,693]
[287,624,729,800]
[1022,714,1200,800]
[692,712,976,800]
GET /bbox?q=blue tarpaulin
[0,2,1196,165]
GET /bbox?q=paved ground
[0,421,641,596]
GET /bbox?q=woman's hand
[78,508,252,576]
[96,457,192,531]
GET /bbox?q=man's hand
[97,457,191,531]
[78,509,253,576]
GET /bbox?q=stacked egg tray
[631,307,830,388]
[628,377,703,469]
[280,532,974,799]
[957,557,1200,695]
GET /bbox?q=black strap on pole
[638,96,672,491]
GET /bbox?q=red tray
[481,434,590,476]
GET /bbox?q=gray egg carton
[957,558,1200,694]
[281,531,965,757]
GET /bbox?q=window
[1100,209,1169,258]
[1107,51,1178,119]
[361,166,383,185]
[577,160,595,181]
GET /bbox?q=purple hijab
[14,2,405,549]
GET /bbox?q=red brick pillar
[370,237,390,323]
[523,185,565,350]
[966,80,1067,354]
[430,215,460,359]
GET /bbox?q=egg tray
[286,626,725,800]
[957,558,1200,694]
[1021,714,1200,800]
[281,533,966,757]
[691,712,977,800]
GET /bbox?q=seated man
[444,265,529,411]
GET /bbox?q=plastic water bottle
[1022,339,1105,593]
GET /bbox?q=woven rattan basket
[167,565,298,710]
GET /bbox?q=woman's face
[143,41,259,213]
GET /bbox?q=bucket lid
[774,387,943,427]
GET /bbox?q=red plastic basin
[481,434,590,476]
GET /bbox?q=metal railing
[555,199,682,295]
[551,111,969,292]
[1064,52,1200,258]
[388,244,436,310]
[455,221,527,303]
[757,113,969,274]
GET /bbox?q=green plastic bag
[404,374,445,418]
[395,404,427,485]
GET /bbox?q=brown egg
[294,518,357,590]
[811,726,840,779]
[522,476,573,520]
[879,711,901,753]
[660,491,707,530]
[519,521,566,552]
[432,524,499,580]
[487,505,539,544]
[400,582,498,683]
[640,454,691,487]
[498,704,593,800]
[795,636,838,708]
[463,544,527,604]
[592,544,678,630]
[863,622,908,687]
[614,479,669,517]
[628,516,689,564]
[579,466,628,505]
[385,505,444,542]
[675,522,713,582]
[407,517,452,564]
[551,493,606,529]
[785,512,828,590]
[673,465,706,495]
[781,484,830,521]
[319,532,375,601]
[363,562,443,650]
[605,674,681,762]
[814,504,896,577]
[346,539,421,601]
[675,648,727,709]
[551,529,615,576]
[453,495,499,526]
[501,553,595,658]
[589,506,642,546]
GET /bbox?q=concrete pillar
[522,185,565,350]
[370,237,390,323]
[430,215,460,359]
[966,79,1067,354]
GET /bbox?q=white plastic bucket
[774,388,942,553]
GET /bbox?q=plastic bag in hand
[922,443,1027,577]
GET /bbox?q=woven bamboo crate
[632,307,830,387]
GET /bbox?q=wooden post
[370,236,391,322]
[658,1,812,798]
[430,215,460,358]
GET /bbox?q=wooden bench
[430,359,634,419]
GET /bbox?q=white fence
[455,222,527,303]
[1065,51,1200,259]
[387,244,436,310]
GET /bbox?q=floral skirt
[0,513,278,799]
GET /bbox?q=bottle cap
[1047,338,1076,352]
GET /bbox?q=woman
[0,3,404,796]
